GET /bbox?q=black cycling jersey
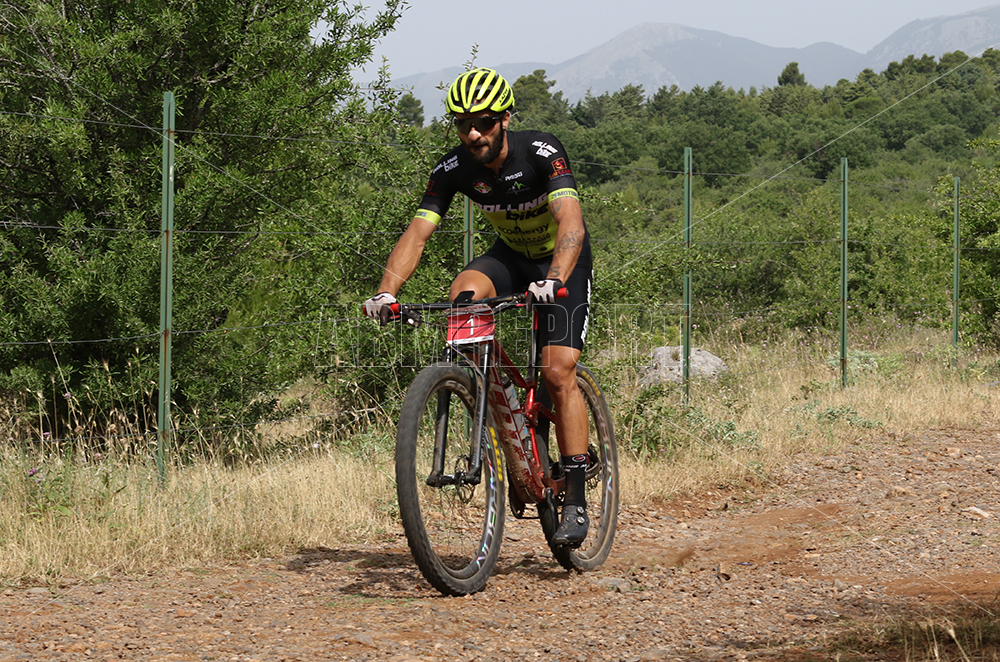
[416,130,581,259]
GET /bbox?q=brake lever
[378,303,400,327]
[401,309,423,328]
[378,304,423,328]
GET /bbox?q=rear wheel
[395,362,505,595]
[541,364,619,572]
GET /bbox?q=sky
[354,0,999,79]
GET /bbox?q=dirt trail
[3,427,1000,661]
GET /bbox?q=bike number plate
[446,305,495,344]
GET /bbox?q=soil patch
[3,428,1000,661]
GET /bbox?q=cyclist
[364,67,593,545]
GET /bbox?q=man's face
[454,111,509,165]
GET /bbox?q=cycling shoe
[551,504,588,546]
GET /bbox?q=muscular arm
[376,216,438,296]
[545,194,585,283]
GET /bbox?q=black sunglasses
[452,114,504,134]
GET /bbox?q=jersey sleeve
[415,152,461,226]
[528,133,579,197]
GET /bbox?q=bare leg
[541,344,587,456]
[449,271,496,301]
[543,344,590,544]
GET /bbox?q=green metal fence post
[683,147,693,405]
[157,91,176,486]
[840,157,849,389]
[953,176,961,364]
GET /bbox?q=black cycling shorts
[461,234,592,350]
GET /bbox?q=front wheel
[395,362,505,596]
[540,364,619,572]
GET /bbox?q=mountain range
[395,4,1000,117]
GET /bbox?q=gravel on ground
[3,426,999,661]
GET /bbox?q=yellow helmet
[446,68,514,114]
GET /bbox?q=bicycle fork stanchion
[427,344,491,488]
[466,345,493,484]
[427,392,452,485]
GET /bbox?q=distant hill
[393,4,1000,118]
[545,23,862,100]
[866,5,1000,71]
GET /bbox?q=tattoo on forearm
[548,229,583,281]
[554,230,582,256]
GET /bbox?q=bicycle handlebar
[367,288,568,327]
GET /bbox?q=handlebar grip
[524,286,569,308]
[378,303,400,327]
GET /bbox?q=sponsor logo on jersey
[503,171,524,181]
[514,193,548,212]
[474,181,492,195]
[549,188,579,202]
[505,205,549,221]
[476,192,547,214]
[442,155,460,172]
[532,141,557,157]
[550,157,572,179]
[507,181,526,193]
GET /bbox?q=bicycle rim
[545,364,619,572]
[395,363,505,596]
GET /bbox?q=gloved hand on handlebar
[526,278,563,306]
[363,292,396,320]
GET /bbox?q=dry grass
[0,448,397,585]
[606,325,1000,504]
[835,610,1000,662]
[2,324,1000,586]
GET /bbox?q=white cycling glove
[363,292,396,320]
[526,279,563,305]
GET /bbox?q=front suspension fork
[426,344,491,488]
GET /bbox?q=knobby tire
[540,363,619,572]
[395,362,505,596]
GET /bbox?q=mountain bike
[380,291,618,596]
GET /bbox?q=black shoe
[552,504,588,546]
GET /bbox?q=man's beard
[467,128,504,165]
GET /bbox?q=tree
[778,62,807,87]
[648,121,753,186]
[952,135,1000,343]
[609,84,646,120]
[678,82,753,127]
[513,69,555,114]
[398,92,424,127]
[0,0,408,442]
[510,69,570,129]
[648,84,682,119]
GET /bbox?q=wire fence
[2,96,998,465]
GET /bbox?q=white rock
[640,346,727,385]
[963,506,992,519]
